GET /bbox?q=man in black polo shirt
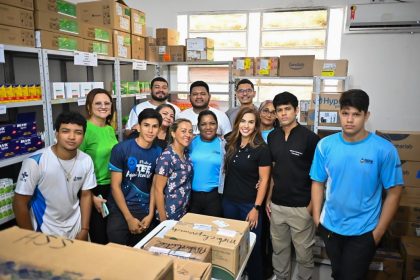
[266,92,319,280]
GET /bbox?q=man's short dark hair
[235,79,254,91]
[273,91,298,109]
[54,111,87,133]
[340,89,369,113]
[138,108,163,126]
[151,77,168,88]
[190,81,209,94]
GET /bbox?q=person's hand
[306,204,312,216]
[92,195,106,214]
[126,216,143,234]
[75,229,89,241]
[372,229,383,246]
[265,200,272,221]
[140,214,153,231]
[246,208,259,230]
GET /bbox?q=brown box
[232,57,254,76]
[313,59,349,77]
[366,250,403,280]
[279,55,315,77]
[165,213,250,279]
[145,36,156,46]
[0,4,34,30]
[79,23,112,43]
[34,11,79,35]
[113,30,131,59]
[131,8,146,37]
[0,24,35,47]
[307,109,341,127]
[0,0,33,11]
[388,220,420,237]
[131,35,145,60]
[402,161,420,187]
[168,45,185,62]
[83,39,113,57]
[255,57,279,77]
[186,37,214,62]
[400,236,420,280]
[310,93,342,111]
[376,131,420,161]
[143,237,212,263]
[146,45,158,62]
[156,28,178,46]
[400,186,420,208]
[77,0,131,33]
[35,30,82,51]
[0,227,173,280]
[34,0,76,17]
[394,206,420,222]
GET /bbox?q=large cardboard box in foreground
[313,59,348,77]
[165,213,250,280]
[400,236,420,280]
[0,0,33,11]
[279,55,315,77]
[0,24,35,47]
[376,130,420,161]
[0,227,173,280]
[402,160,420,187]
[0,4,34,30]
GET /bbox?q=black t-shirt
[223,143,272,203]
[268,124,319,207]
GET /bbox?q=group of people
[12,76,403,280]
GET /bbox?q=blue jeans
[222,198,263,280]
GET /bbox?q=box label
[74,51,98,67]
[132,60,147,71]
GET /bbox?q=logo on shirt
[73,176,82,182]
[360,158,374,164]
[289,150,303,157]
[20,171,28,182]
[126,158,153,180]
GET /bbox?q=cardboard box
[279,55,315,77]
[156,28,178,46]
[254,57,278,77]
[146,36,156,46]
[165,213,250,280]
[34,11,79,35]
[232,57,254,76]
[0,0,33,11]
[80,23,112,43]
[0,123,18,142]
[366,250,403,280]
[400,236,420,280]
[0,24,35,47]
[64,82,80,98]
[83,39,113,57]
[376,131,420,161]
[400,186,420,208]
[131,35,145,60]
[169,45,185,62]
[146,45,158,62]
[51,82,65,99]
[13,134,44,154]
[310,93,342,111]
[113,30,131,59]
[143,237,212,263]
[36,30,82,51]
[388,220,420,237]
[0,141,20,159]
[401,161,420,187]
[77,0,131,33]
[34,0,77,17]
[0,4,34,30]
[131,8,146,37]
[0,227,173,280]
[394,206,420,222]
[307,109,341,127]
[313,59,349,77]
[79,82,92,98]
[186,37,214,62]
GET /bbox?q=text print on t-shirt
[126,156,153,179]
[289,149,303,157]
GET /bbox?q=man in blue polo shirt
[310,89,403,279]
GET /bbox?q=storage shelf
[0,100,43,108]
[51,98,79,104]
[3,45,39,54]
[0,152,41,168]
[0,214,15,226]
[235,76,313,80]
[317,126,342,131]
[160,61,232,66]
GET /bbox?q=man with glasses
[266,92,319,280]
[226,79,258,125]
[126,77,180,135]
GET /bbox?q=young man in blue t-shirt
[310,89,403,279]
[108,108,162,246]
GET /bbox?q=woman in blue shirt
[189,110,225,217]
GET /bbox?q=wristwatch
[253,204,261,211]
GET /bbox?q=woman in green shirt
[80,88,118,244]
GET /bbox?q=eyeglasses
[93,102,112,107]
[237,88,254,94]
[261,108,276,116]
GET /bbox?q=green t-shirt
[80,121,118,185]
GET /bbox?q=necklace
[53,146,78,182]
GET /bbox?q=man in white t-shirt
[126,77,180,134]
[13,112,96,240]
[177,80,231,136]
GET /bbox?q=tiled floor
[267,262,333,280]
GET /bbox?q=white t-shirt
[15,147,96,239]
[126,100,181,130]
[177,107,232,136]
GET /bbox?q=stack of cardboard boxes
[130,8,147,60]
[155,28,185,62]
[376,130,420,279]
[0,0,35,47]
